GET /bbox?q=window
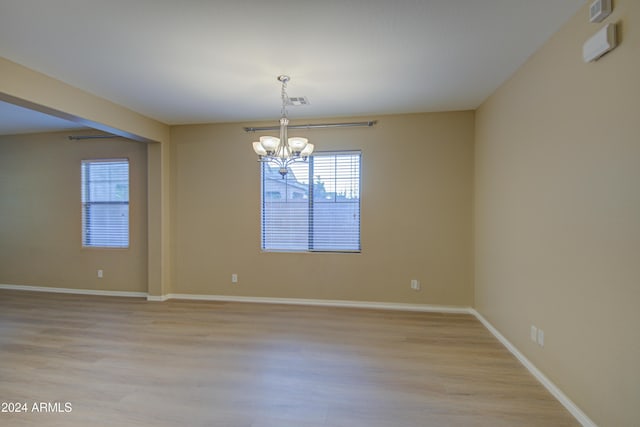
[261,151,361,252]
[81,159,129,248]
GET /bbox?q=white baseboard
[0,283,467,313]
[147,292,471,313]
[469,309,597,427]
[0,283,147,298]
[146,294,169,302]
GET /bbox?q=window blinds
[81,159,130,248]
[261,152,361,252]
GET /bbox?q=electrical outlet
[537,329,544,347]
[410,279,420,291]
[530,325,537,342]
[97,269,103,279]
[231,274,238,284]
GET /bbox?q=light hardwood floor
[0,290,578,427]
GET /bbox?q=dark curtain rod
[68,135,122,140]
[243,120,377,133]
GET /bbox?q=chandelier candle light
[252,75,314,177]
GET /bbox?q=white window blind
[81,159,129,248]
[261,151,361,252]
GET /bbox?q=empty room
[0,1,638,426]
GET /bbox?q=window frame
[81,158,131,249]
[260,150,362,254]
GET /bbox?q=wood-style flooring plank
[0,290,578,426]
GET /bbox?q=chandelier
[252,75,314,177]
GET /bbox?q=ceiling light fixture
[252,75,314,178]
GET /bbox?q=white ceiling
[0,0,585,135]
[0,101,84,135]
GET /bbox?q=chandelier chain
[280,77,288,118]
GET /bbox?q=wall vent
[286,96,310,106]
[589,0,611,23]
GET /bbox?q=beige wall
[0,131,148,293]
[170,112,474,305]
[475,1,640,426]
[0,55,171,301]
